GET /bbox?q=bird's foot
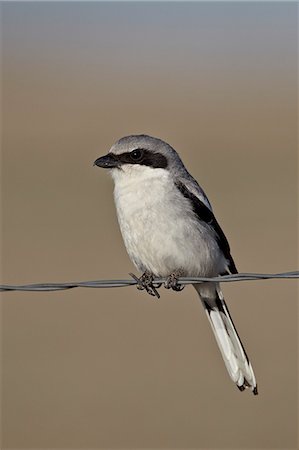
[129,272,161,299]
[164,271,185,292]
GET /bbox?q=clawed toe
[164,273,184,292]
[130,272,160,299]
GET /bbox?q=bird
[94,134,258,395]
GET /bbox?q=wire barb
[0,271,298,293]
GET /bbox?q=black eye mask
[112,149,168,169]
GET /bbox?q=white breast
[112,165,225,277]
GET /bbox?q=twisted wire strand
[0,271,298,292]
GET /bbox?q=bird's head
[94,134,185,182]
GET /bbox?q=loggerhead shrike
[94,134,257,395]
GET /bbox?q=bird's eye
[130,149,144,162]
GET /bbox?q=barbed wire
[0,271,298,293]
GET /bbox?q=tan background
[1,2,298,449]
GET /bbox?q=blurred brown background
[1,2,298,449]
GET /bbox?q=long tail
[194,283,258,395]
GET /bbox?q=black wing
[175,180,237,274]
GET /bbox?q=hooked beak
[93,153,119,169]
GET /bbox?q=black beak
[93,153,119,169]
